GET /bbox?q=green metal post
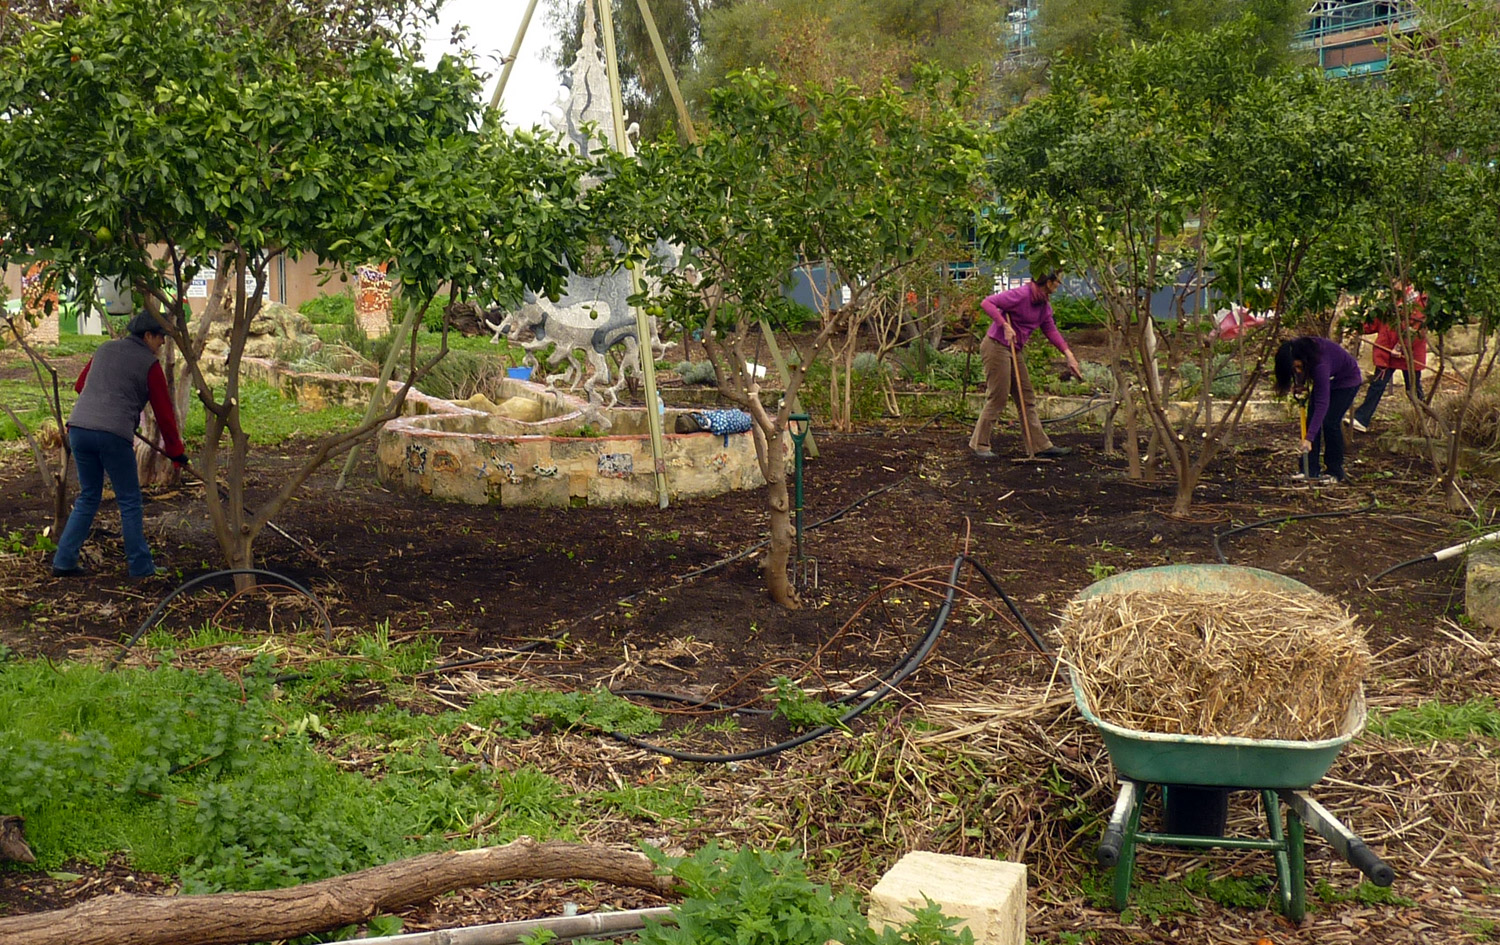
[789,413,810,564]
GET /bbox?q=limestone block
[868,852,1026,945]
[30,309,60,344]
[456,393,500,412]
[1467,547,1500,631]
[495,396,545,423]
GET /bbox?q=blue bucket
[507,366,533,381]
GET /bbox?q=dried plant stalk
[1057,588,1370,741]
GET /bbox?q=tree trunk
[761,433,800,609]
[1171,462,1203,517]
[1122,385,1141,479]
[0,838,675,945]
[0,815,35,864]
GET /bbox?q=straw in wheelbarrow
[1057,588,1369,741]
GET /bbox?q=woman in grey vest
[51,312,187,578]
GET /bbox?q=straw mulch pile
[1057,588,1371,741]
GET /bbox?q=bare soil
[1,348,1497,944]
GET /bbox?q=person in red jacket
[1350,284,1427,433]
[50,311,187,579]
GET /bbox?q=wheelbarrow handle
[1279,790,1395,887]
[1097,780,1138,867]
[1346,837,1396,887]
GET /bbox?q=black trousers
[1308,385,1360,480]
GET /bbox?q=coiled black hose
[109,568,332,669]
[603,554,966,763]
[1212,505,1377,565]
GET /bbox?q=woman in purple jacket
[1273,337,1363,483]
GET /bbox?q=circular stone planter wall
[375,377,766,507]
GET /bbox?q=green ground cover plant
[298,291,356,325]
[0,647,667,893]
[1369,697,1500,741]
[639,843,974,945]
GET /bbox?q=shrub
[1177,355,1243,399]
[674,360,718,385]
[420,294,451,333]
[1051,295,1110,330]
[299,291,356,324]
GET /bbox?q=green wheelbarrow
[1071,564,1395,922]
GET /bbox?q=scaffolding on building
[998,0,1418,77]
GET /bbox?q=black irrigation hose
[1042,392,1109,426]
[963,557,1052,656]
[1211,505,1378,565]
[1365,554,1446,586]
[109,568,332,669]
[603,554,965,763]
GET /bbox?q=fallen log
[0,837,677,945]
[1,815,37,863]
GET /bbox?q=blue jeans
[1352,367,1424,428]
[52,427,155,577]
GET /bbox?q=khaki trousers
[968,336,1051,455]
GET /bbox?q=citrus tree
[1367,0,1500,510]
[610,69,986,607]
[989,19,1379,514]
[0,0,597,584]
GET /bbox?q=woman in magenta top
[967,272,1081,459]
[1273,336,1363,484]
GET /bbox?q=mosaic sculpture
[487,0,667,408]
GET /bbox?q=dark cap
[126,311,167,336]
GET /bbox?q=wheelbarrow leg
[1288,806,1306,922]
[1097,781,1143,911]
[1263,790,1305,923]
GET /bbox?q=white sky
[421,0,563,130]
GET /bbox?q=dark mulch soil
[1,363,1496,942]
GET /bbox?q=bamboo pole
[352,907,674,945]
[634,0,696,144]
[489,0,542,113]
[598,0,671,507]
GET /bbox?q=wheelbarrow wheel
[1163,785,1230,838]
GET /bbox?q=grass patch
[181,380,366,447]
[1181,869,1274,908]
[592,781,702,823]
[465,686,661,738]
[0,374,77,441]
[1368,697,1500,742]
[1082,869,1200,922]
[1314,879,1416,908]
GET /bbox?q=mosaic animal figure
[488,279,663,407]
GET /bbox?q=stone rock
[494,396,545,423]
[868,851,1026,945]
[1466,546,1500,631]
[455,393,500,413]
[201,301,322,361]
